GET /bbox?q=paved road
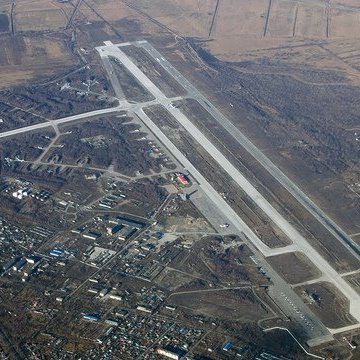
[134,40,360,261]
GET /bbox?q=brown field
[168,288,269,322]
[15,9,67,31]
[330,9,360,38]
[267,0,297,37]
[14,0,73,31]
[295,4,327,38]
[267,252,321,285]
[295,281,356,328]
[121,0,215,37]
[0,35,77,89]
[80,0,137,22]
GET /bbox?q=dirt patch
[267,252,321,285]
[168,288,269,322]
[15,9,67,32]
[0,35,77,89]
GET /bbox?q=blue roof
[49,251,61,257]
[223,342,233,351]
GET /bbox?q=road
[134,40,360,261]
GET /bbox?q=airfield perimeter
[1,39,360,348]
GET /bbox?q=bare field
[14,0,73,31]
[267,0,297,37]
[129,0,216,37]
[295,4,327,38]
[168,288,269,322]
[267,252,321,285]
[330,9,360,38]
[81,0,140,22]
[295,282,356,329]
[0,35,76,89]
[15,9,67,31]
[215,0,267,37]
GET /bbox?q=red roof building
[175,173,190,185]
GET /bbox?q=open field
[14,0,72,32]
[15,9,67,32]
[168,288,269,322]
[112,0,216,37]
[267,252,321,285]
[0,35,77,89]
[295,282,356,329]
